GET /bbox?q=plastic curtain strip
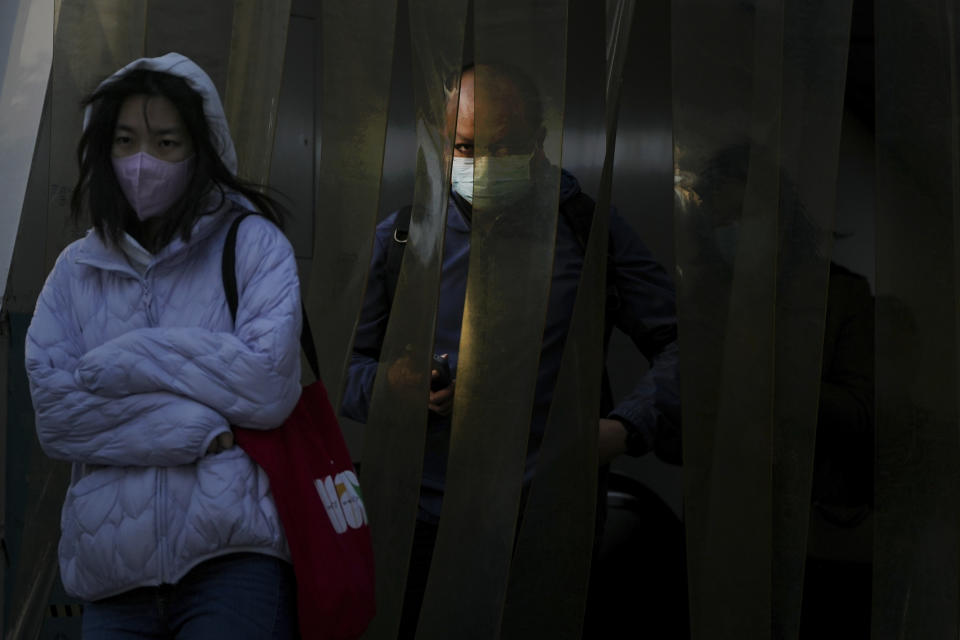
[44,0,147,273]
[771,3,852,638]
[499,2,632,638]
[6,3,146,638]
[145,0,234,101]
[0,0,54,314]
[224,0,291,184]
[358,2,468,638]
[0,314,7,633]
[672,2,784,638]
[304,0,397,405]
[873,3,960,637]
[414,2,568,638]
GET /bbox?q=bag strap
[222,212,321,380]
[384,204,413,309]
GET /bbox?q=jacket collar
[74,200,233,276]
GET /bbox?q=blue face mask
[450,154,532,206]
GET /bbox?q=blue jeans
[82,553,298,639]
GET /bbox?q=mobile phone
[431,354,452,391]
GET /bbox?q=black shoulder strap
[222,212,320,380]
[222,212,253,321]
[384,205,413,308]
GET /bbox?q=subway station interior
[0,0,951,638]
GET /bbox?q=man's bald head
[453,63,545,158]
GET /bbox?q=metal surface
[501,2,633,638]
[672,2,784,637]
[304,0,398,401]
[771,3,852,638]
[0,0,54,315]
[415,1,568,637]
[268,14,317,260]
[224,0,292,184]
[873,3,960,637]
[358,4,468,638]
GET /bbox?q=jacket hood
[83,52,238,175]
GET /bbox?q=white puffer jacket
[24,53,302,601]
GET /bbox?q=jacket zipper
[156,468,166,582]
[145,270,166,581]
[142,275,156,325]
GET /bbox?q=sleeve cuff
[607,411,654,457]
[199,426,232,459]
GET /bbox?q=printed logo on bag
[314,470,368,534]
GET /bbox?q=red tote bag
[222,214,375,639]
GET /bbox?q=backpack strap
[384,205,413,309]
[222,212,320,380]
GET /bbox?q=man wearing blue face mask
[342,63,681,638]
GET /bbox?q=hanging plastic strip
[6,4,146,639]
[224,0,292,184]
[144,0,234,96]
[873,3,960,636]
[0,0,54,314]
[44,0,147,271]
[358,1,468,637]
[770,2,853,638]
[414,1,569,637]
[303,0,398,406]
[672,1,784,637]
[500,1,634,638]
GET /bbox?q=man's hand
[206,431,235,455]
[598,418,628,465]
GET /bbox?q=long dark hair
[71,68,285,248]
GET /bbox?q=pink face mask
[111,152,196,220]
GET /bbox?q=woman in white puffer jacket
[25,53,302,638]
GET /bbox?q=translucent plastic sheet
[0,0,54,314]
[672,2,783,637]
[304,1,397,402]
[0,319,6,631]
[414,2,568,637]
[873,4,960,637]
[358,2,468,637]
[555,0,605,199]
[224,0,292,183]
[44,0,147,271]
[4,434,67,640]
[6,3,145,637]
[771,3,852,638]
[500,2,632,638]
[145,0,234,99]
